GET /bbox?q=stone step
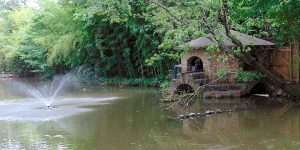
[203,84,245,91]
[213,78,236,84]
[203,90,242,98]
[194,79,211,86]
[190,72,205,79]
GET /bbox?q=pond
[0,78,299,149]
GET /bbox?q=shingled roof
[182,30,275,49]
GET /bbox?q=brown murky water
[0,79,299,150]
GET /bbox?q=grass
[81,76,171,88]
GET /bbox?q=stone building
[171,30,276,98]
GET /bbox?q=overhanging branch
[148,0,189,26]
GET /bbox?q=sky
[26,0,40,8]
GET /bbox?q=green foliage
[0,7,36,73]
[0,0,24,10]
[216,66,228,78]
[159,79,171,90]
[0,0,175,78]
[236,69,265,82]
[291,55,300,70]
[147,0,300,59]
[77,65,169,87]
[99,77,165,87]
[0,0,298,83]
[230,0,300,44]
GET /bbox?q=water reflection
[175,101,300,149]
[0,79,299,149]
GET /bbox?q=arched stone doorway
[175,84,194,94]
[187,56,203,72]
[249,82,270,94]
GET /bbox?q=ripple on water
[0,97,121,121]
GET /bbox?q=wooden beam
[296,41,300,83]
[291,41,300,83]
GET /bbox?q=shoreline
[0,73,20,78]
[0,75,164,88]
[78,76,167,88]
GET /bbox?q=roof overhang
[176,30,275,50]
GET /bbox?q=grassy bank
[81,77,171,88]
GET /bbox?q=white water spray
[9,73,75,107]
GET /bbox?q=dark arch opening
[249,82,270,94]
[175,84,194,94]
[187,56,203,72]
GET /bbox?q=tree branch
[148,0,189,26]
[200,1,300,97]
[220,0,244,48]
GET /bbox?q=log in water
[176,108,252,120]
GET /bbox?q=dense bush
[236,70,265,82]
[0,0,175,78]
[0,0,298,89]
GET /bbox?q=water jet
[0,75,121,122]
[45,105,57,109]
[9,73,76,107]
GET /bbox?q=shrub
[236,69,265,82]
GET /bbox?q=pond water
[0,79,299,150]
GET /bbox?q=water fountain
[9,73,74,108]
[0,72,121,121]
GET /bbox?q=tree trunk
[218,2,300,98]
[239,53,300,97]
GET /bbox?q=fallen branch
[165,73,228,110]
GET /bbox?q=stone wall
[171,47,277,98]
[180,49,240,84]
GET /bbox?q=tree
[0,0,175,78]
[230,0,300,44]
[217,1,300,97]
[0,6,36,73]
[147,0,300,98]
[0,0,27,10]
[60,0,173,78]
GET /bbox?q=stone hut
[171,30,275,98]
